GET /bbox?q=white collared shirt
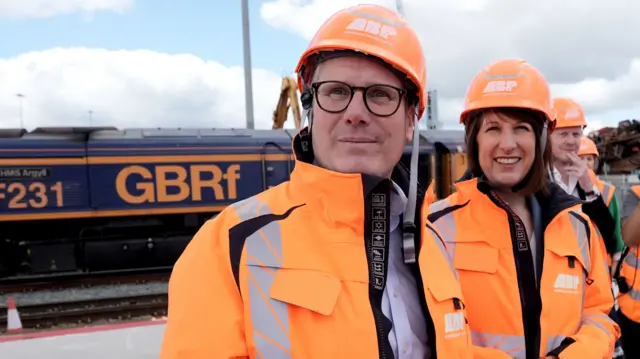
[382,181,429,359]
[550,166,598,198]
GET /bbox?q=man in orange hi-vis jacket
[428,59,620,359]
[159,4,476,359]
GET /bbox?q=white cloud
[260,0,640,130]
[0,0,133,20]
[0,48,299,130]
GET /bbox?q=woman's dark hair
[464,107,552,196]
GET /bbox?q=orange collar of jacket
[287,127,425,224]
[452,177,582,226]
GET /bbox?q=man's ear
[405,107,416,142]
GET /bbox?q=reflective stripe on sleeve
[233,197,292,359]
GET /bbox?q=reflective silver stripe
[471,330,526,359]
[545,335,567,353]
[426,225,458,280]
[567,212,592,274]
[624,248,638,268]
[569,210,609,282]
[233,196,292,359]
[582,313,612,339]
[626,287,640,300]
[428,199,457,260]
[622,246,640,301]
[429,198,451,213]
[568,211,618,340]
[602,183,612,205]
[544,314,614,353]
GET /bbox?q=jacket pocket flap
[270,268,341,316]
[453,242,499,273]
[546,239,589,271]
[426,274,465,305]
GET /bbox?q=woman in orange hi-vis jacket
[428,59,620,359]
[159,4,476,359]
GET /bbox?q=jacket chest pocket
[244,264,358,357]
[452,242,499,274]
[269,268,341,315]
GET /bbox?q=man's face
[310,56,413,178]
[550,126,583,164]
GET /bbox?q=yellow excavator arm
[272,76,301,129]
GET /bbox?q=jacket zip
[487,192,542,359]
[365,233,393,359]
[364,179,394,359]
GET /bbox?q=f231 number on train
[0,181,64,209]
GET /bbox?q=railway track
[0,266,172,294]
[0,293,167,333]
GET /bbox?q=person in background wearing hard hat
[428,58,620,359]
[577,135,626,359]
[159,4,476,359]
[577,136,624,269]
[616,183,640,358]
[549,98,619,268]
[577,136,600,171]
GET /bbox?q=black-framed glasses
[311,80,407,117]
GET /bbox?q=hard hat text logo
[483,80,518,94]
[564,108,581,119]
[345,18,397,40]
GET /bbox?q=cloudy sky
[0,0,638,133]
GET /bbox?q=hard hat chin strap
[540,121,549,155]
[402,115,420,264]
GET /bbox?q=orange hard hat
[294,4,427,118]
[460,59,555,127]
[578,136,599,157]
[553,97,587,129]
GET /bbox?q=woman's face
[476,111,537,189]
[581,154,597,171]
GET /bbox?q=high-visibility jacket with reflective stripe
[619,185,640,322]
[428,178,620,359]
[589,170,615,207]
[589,171,621,267]
[159,129,475,359]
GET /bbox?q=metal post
[16,93,25,128]
[396,0,405,16]
[241,0,255,129]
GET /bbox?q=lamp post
[241,0,255,129]
[396,0,405,16]
[16,93,25,128]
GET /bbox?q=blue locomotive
[0,126,465,277]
